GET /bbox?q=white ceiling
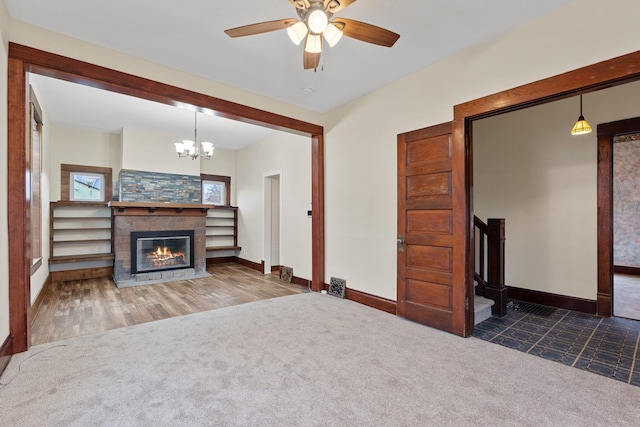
[29,74,278,151]
[7,0,576,113]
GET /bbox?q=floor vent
[507,300,557,317]
[280,266,293,283]
[329,277,346,298]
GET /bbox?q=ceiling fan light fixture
[323,22,343,47]
[307,8,328,34]
[304,33,322,53]
[287,21,308,45]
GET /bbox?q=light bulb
[201,142,214,157]
[307,9,328,34]
[304,34,322,53]
[287,21,308,45]
[323,23,343,47]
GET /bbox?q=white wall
[0,0,10,341]
[121,127,198,177]
[200,147,236,205]
[49,125,121,201]
[236,133,311,280]
[322,0,640,300]
[474,81,640,300]
[271,176,280,266]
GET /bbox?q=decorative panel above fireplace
[131,230,194,274]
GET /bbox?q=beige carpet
[1,293,639,426]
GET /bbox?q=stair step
[474,295,495,325]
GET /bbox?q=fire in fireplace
[131,230,195,274]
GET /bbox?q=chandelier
[174,112,214,160]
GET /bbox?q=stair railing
[473,216,507,317]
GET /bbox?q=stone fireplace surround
[111,202,210,288]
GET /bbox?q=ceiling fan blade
[225,19,297,38]
[333,18,400,47]
[289,0,311,9]
[303,49,322,70]
[324,0,357,14]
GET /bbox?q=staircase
[474,294,495,325]
[473,216,508,324]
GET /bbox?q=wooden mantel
[109,201,211,216]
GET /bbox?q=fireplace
[111,201,209,287]
[131,230,195,274]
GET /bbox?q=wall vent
[329,277,346,298]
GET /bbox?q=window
[71,172,105,201]
[61,164,112,202]
[201,174,231,206]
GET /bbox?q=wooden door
[397,122,468,336]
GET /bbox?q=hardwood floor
[31,263,309,346]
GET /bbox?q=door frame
[7,43,325,354]
[263,170,282,274]
[454,50,640,329]
[596,117,640,316]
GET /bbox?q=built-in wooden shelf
[206,246,242,252]
[206,206,239,253]
[49,253,114,265]
[50,201,113,262]
[109,201,211,215]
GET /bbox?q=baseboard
[0,335,13,377]
[291,275,310,287]
[51,267,113,283]
[206,256,236,266]
[614,265,640,276]
[324,284,397,315]
[271,265,282,273]
[234,257,264,273]
[507,286,597,314]
[31,274,52,327]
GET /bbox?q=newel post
[486,219,507,317]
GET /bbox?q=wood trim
[456,50,640,332]
[8,43,325,354]
[9,43,323,136]
[597,117,640,316]
[234,257,264,273]
[0,335,13,377]
[51,267,114,283]
[455,51,640,120]
[614,265,640,276]
[291,275,310,287]
[30,274,51,326]
[8,55,30,354]
[200,174,231,206]
[30,257,43,275]
[61,163,112,202]
[311,133,325,292]
[271,265,282,273]
[325,284,397,315]
[507,286,597,314]
[206,256,236,266]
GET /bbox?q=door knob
[397,235,405,252]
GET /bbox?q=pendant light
[570,94,593,136]
[174,112,215,160]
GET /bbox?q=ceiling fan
[224,0,400,70]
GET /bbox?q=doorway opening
[263,172,282,275]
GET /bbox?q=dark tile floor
[474,300,640,387]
